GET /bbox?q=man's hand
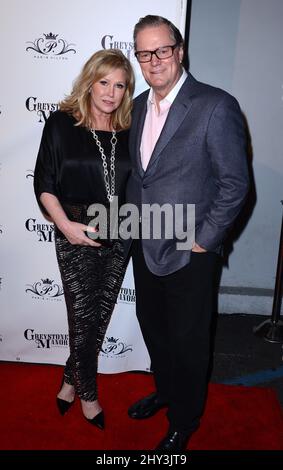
[191,242,207,253]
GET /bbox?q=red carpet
[0,362,282,450]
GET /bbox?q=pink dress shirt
[140,70,188,171]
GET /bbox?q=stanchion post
[253,201,283,343]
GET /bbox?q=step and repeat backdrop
[0,0,187,372]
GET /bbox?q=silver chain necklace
[90,129,117,202]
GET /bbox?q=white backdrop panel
[0,0,187,371]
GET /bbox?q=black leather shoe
[155,431,191,451]
[56,397,74,416]
[128,392,167,419]
[85,410,104,430]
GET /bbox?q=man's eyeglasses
[135,44,178,63]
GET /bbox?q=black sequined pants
[55,204,125,402]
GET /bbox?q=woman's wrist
[56,217,71,233]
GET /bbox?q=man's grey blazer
[126,73,249,276]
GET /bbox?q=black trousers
[55,204,125,402]
[132,240,220,433]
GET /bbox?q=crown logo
[106,336,118,343]
[41,278,53,285]
[44,32,58,40]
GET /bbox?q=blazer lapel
[145,75,198,174]
[133,93,148,177]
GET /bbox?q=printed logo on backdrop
[101,35,134,60]
[26,97,59,123]
[26,32,76,60]
[118,287,136,304]
[0,277,2,291]
[24,329,68,349]
[0,225,2,234]
[26,169,34,179]
[100,336,133,359]
[25,218,54,242]
[0,334,3,344]
[26,278,63,301]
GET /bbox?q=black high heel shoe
[85,410,104,430]
[56,377,75,416]
[56,397,74,416]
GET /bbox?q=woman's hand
[38,194,102,247]
[58,220,101,247]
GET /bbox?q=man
[126,15,249,451]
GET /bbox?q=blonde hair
[60,49,135,130]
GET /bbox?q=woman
[34,49,135,430]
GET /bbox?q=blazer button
[142,183,149,189]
